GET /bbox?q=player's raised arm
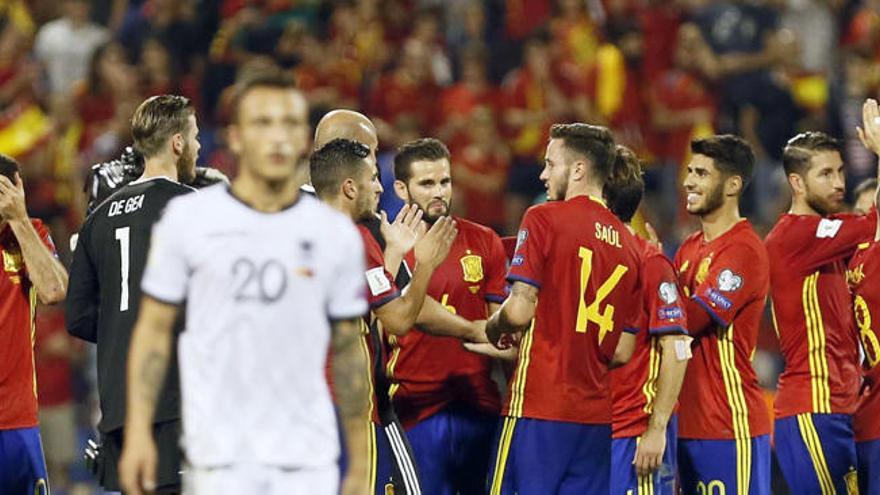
[330,317,371,495]
[118,296,179,495]
[0,171,67,304]
[379,204,423,278]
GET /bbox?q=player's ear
[572,160,587,182]
[725,175,743,197]
[171,133,184,155]
[788,172,805,196]
[393,179,409,202]
[227,125,242,155]
[342,178,357,200]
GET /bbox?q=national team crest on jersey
[3,249,22,273]
[461,252,484,283]
[696,254,712,284]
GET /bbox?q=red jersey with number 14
[611,236,688,438]
[388,218,507,428]
[0,220,56,429]
[847,241,880,442]
[674,220,771,440]
[504,196,642,424]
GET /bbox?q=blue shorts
[611,416,678,495]
[340,421,421,495]
[488,417,610,495]
[0,427,49,495]
[405,406,498,495]
[775,413,859,494]
[679,435,770,495]
[858,438,880,495]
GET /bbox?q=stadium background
[2,0,877,493]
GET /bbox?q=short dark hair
[130,95,194,158]
[393,138,451,183]
[604,145,644,223]
[690,134,755,188]
[0,154,19,182]
[309,138,371,198]
[549,123,617,183]
[232,68,297,123]
[782,131,841,176]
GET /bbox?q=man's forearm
[648,335,690,432]
[9,219,67,303]
[125,319,173,435]
[331,319,370,482]
[415,296,479,339]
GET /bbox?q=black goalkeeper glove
[189,167,230,188]
[84,147,144,215]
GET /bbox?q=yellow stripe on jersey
[385,334,401,399]
[770,301,780,339]
[368,422,378,491]
[638,472,654,495]
[29,285,37,397]
[641,337,661,415]
[508,320,536,418]
[490,417,518,495]
[797,413,835,494]
[718,325,753,493]
[803,273,831,413]
[357,320,377,422]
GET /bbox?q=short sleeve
[643,254,688,335]
[508,207,549,288]
[140,202,190,305]
[787,210,876,271]
[357,227,400,309]
[484,232,508,303]
[692,245,761,328]
[327,222,368,320]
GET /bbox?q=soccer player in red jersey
[847,187,880,495]
[388,138,507,494]
[0,154,68,493]
[765,101,880,494]
[674,135,772,494]
[485,123,643,494]
[606,146,690,495]
[310,137,460,494]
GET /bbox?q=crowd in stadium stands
[0,0,877,492]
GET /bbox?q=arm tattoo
[138,349,169,403]
[331,319,370,422]
[510,282,538,304]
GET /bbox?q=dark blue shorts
[405,407,498,495]
[679,434,770,495]
[611,416,678,495]
[488,417,611,495]
[374,420,422,495]
[858,438,880,495]
[0,427,49,495]
[775,413,859,494]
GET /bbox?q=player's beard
[420,198,450,225]
[547,168,571,201]
[805,190,842,216]
[689,181,724,216]
[176,142,197,184]
[355,192,377,222]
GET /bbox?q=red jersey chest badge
[2,248,23,284]
[695,253,713,285]
[460,250,483,292]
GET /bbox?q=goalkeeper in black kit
[65,95,224,493]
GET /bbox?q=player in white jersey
[118,70,372,495]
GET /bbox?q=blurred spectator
[367,39,439,147]
[449,107,510,231]
[35,305,83,495]
[410,7,453,86]
[502,31,569,233]
[118,0,200,68]
[639,0,683,83]
[437,44,501,142]
[72,41,138,163]
[853,177,878,214]
[284,23,360,110]
[0,22,52,159]
[34,0,108,96]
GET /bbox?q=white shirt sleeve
[327,219,368,320]
[141,201,191,304]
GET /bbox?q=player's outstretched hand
[857,98,880,155]
[414,216,457,269]
[118,430,158,495]
[633,426,666,476]
[381,204,424,256]
[463,342,518,361]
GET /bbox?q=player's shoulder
[455,216,501,240]
[302,194,358,232]
[721,220,767,257]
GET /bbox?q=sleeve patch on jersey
[515,229,528,251]
[716,269,742,292]
[658,306,684,321]
[365,267,392,296]
[511,254,524,266]
[658,281,679,304]
[706,288,733,310]
[816,218,843,238]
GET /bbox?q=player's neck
[564,183,604,203]
[700,203,741,242]
[140,157,178,182]
[230,173,301,213]
[788,195,821,216]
